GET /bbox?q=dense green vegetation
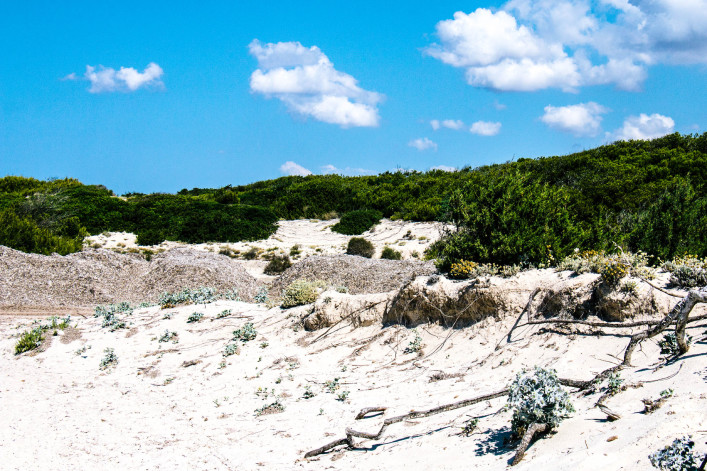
[2,133,705,266]
[331,209,383,235]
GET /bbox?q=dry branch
[511,423,549,466]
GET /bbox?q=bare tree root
[304,389,509,458]
[623,288,706,366]
[511,423,549,466]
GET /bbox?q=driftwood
[304,389,509,458]
[511,423,549,466]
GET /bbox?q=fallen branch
[522,314,707,329]
[511,423,549,466]
[304,388,508,458]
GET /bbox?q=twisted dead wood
[304,389,508,458]
[511,422,549,466]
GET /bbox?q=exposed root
[511,422,549,466]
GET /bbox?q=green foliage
[606,372,624,395]
[186,312,204,323]
[158,287,217,308]
[649,436,703,470]
[94,303,133,331]
[254,400,284,416]
[14,327,44,355]
[403,329,422,354]
[232,322,257,342]
[223,342,239,357]
[663,255,707,288]
[158,330,178,343]
[346,237,375,258]
[281,279,322,308]
[99,348,118,370]
[600,261,630,286]
[381,246,402,260]
[460,418,479,437]
[263,254,292,275]
[331,209,382,235]
[0,208,83,255]
[507,367,575,435]
[658,332,692,356]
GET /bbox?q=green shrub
[232,322,257,342]
[264,254,292,275]
[14,327,44,355]
[99,348,118,370]
[600,261,630,286]
[507,367,574,435]
[281,279,322,308]
[381,246,402,260]
[346,237,374,258]
[186,312,204,323]
[0,208,83,255]
[663,255,707,288]
[332,209,382,235]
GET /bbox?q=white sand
[2,295,705,470]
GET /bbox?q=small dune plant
[346,237,375,258]
[381,246,402,260]
[254,287,269,303]
[658,332,692,356]
[264,254,292,275]
[507,367,575,438]
[95,302,133,331]
[99,348,118,370]
[403,329,423,354]
[281,279,323,308]
[158,330,178,343]
[186,311,204,323]
[600,261,630,286]
[14,315,72,355]
[158,287,217,308]
[663,254,707,288]
[649,436,703,470]
[254,400,284,417]
[232,322,257,342]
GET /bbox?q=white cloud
[540,102,609,136]
[469,121,502,136]
[249,40,382,128]
[425,1,707,92]
[408,137,438,151]
[430,165,458,172]
[320,164,374,176]
[608,113,675,141]
[280,161,312,176]
[70,63,164,93]
[431,119,465,130]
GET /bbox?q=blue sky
[1,0,705,194]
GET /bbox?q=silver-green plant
[254,400,284,417]
[158,330,178,343]
[95,303,132,331]
[254,287,269,303]
[99,348,118,370]
[606,372,624,395]
[649,436,703,470]
[232,322,257,342]
[507,367,575,435]
[186,312,204,323]
[223,342,239,357]
[659,332,692,356]
[216,309,232,319]
[403,329,422,354]
[281,279,324,308]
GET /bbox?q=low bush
[232,322,257,342]
[94,302,133,331]
[281,279,323,308]
[99,348,118,370]
[264,254,292,275]
[507,367,574,436]
[331,209,382,235]
[14,327,44,355]
[346,237,374,258]
[649,436,703,470]
[663,255,707,288]
[658,332,692,356]
[381,246,402,260]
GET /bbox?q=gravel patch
[0,246,259,307]
[271,255,436,295]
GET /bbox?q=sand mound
[0,246,259,307]
[271,255,436,295]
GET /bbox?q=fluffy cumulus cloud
[249,40,382,128]
[280,161,312,176]
[425,0,707,92]
[608,113,675,141]
[408,137,438,151]
[67,63,164,93]
[540,102,609,136]
[469,121,502,136]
